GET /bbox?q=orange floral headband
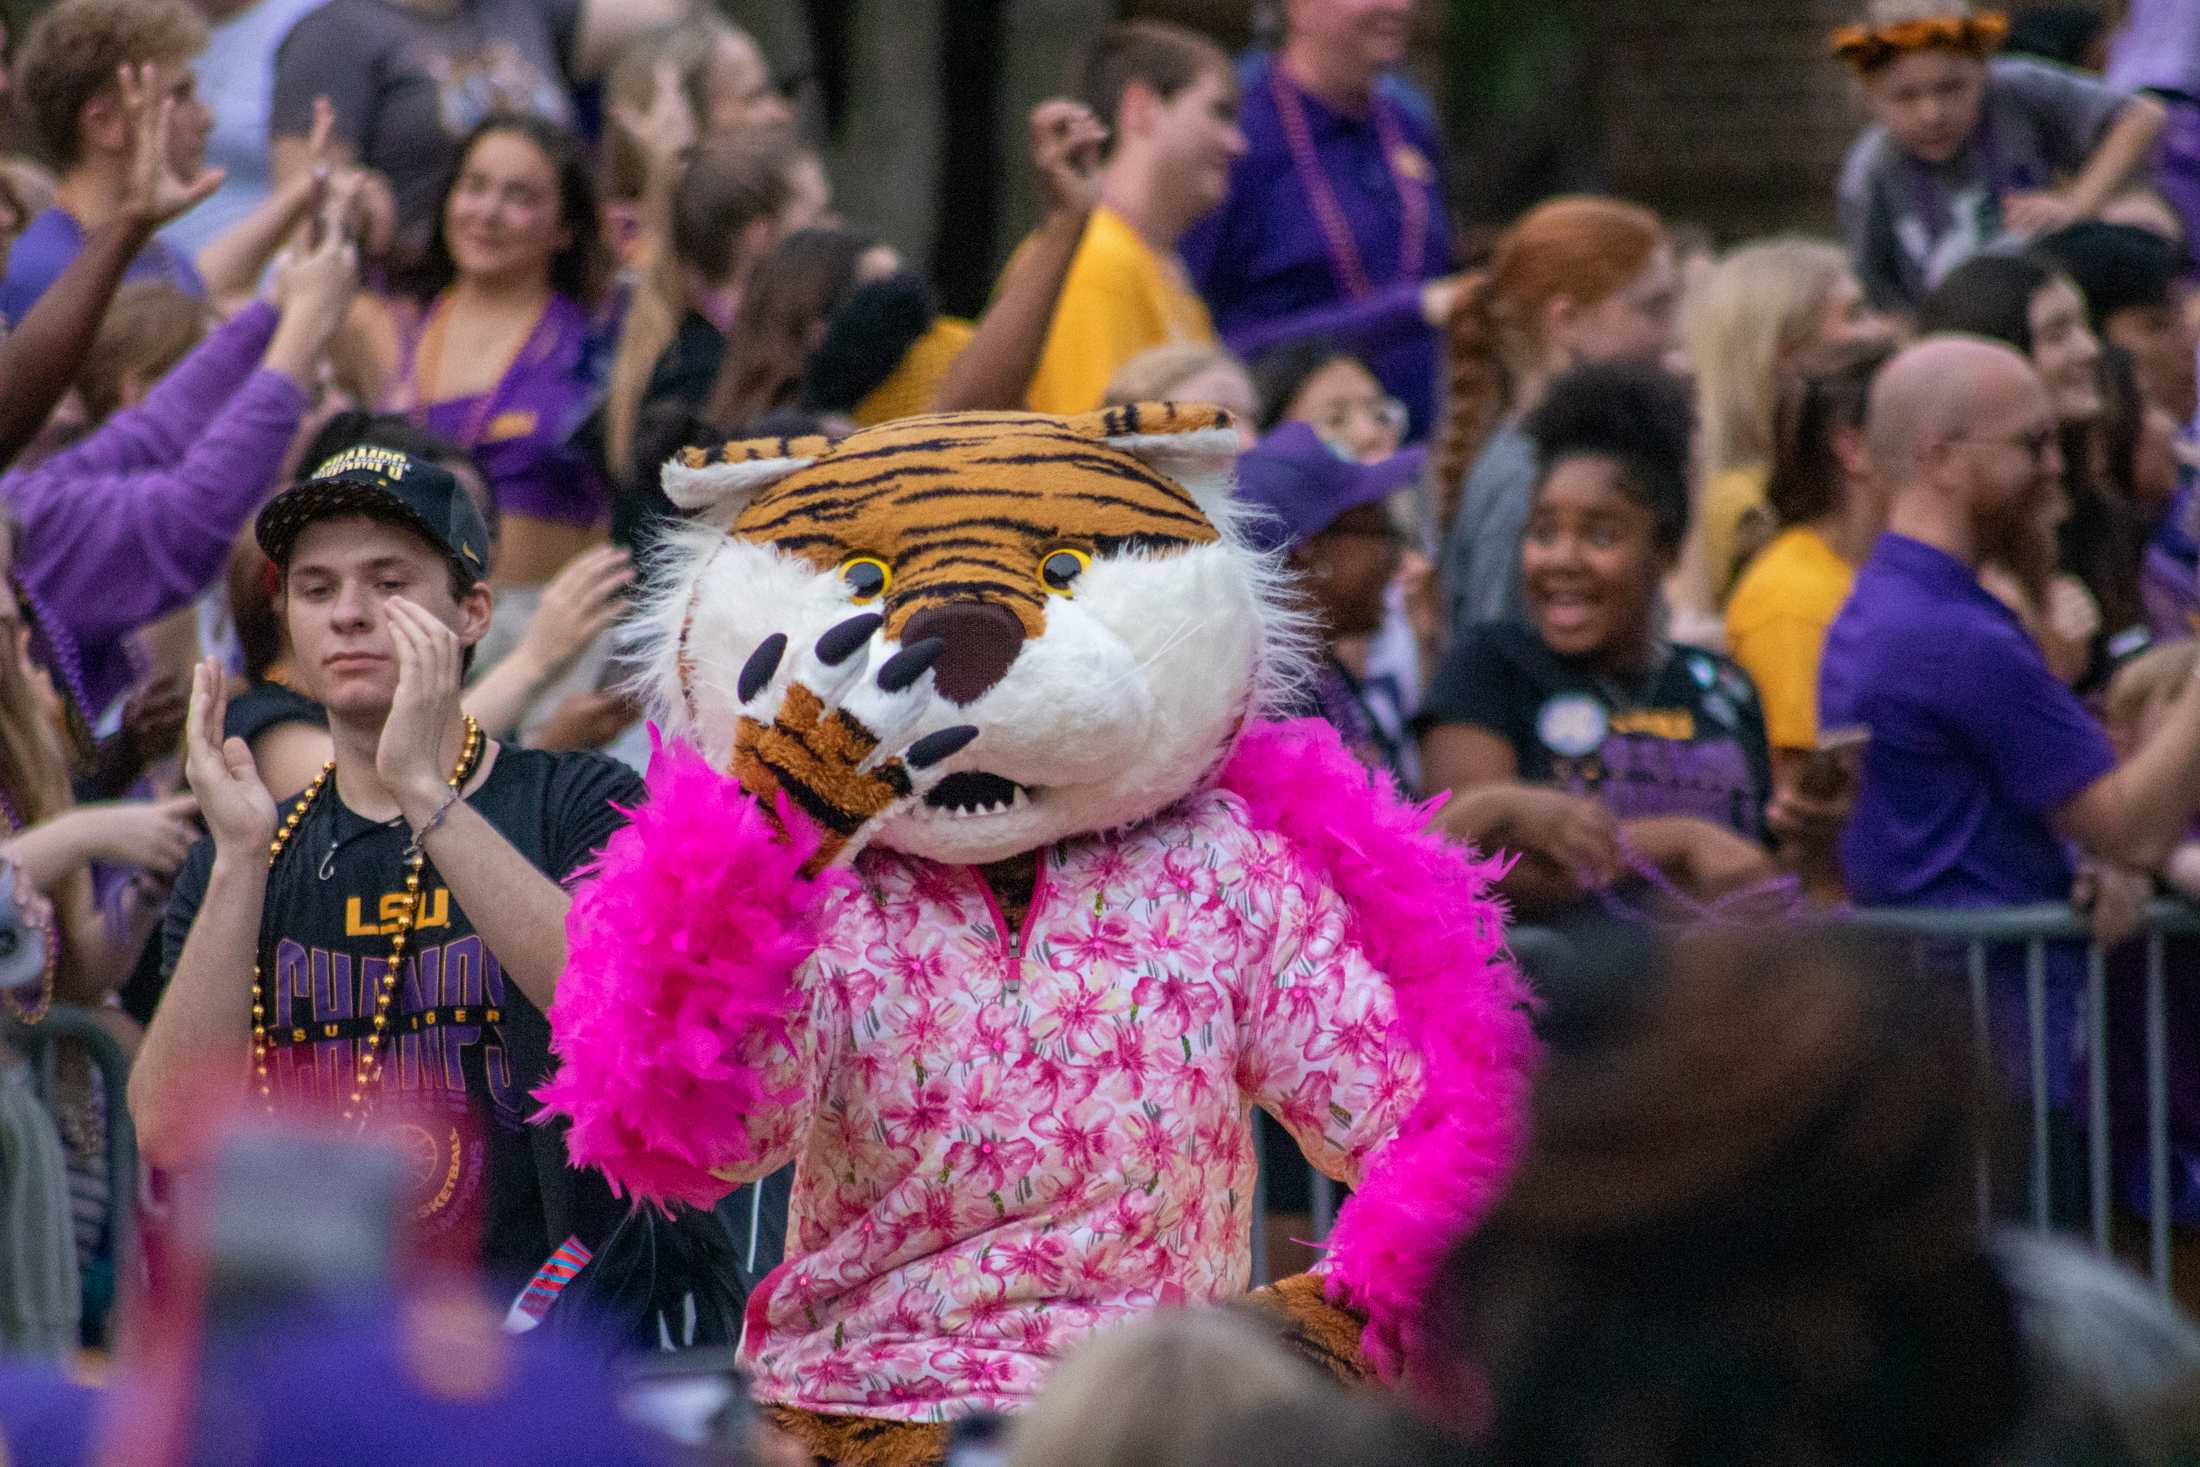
[1829,11,2008,75]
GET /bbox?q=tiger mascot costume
[539,405,1534,1464]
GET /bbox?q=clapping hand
[379,598,473,821]
[183,659,277,863]
[118,62,223,227]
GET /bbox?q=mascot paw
[1244,1272,1375,1389]
[732,613,978,866]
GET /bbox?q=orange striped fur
[714,407,1231,642]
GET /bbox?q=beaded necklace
[251,716,483,1124]
[1269,65,1430,302]
[14,577,93,734]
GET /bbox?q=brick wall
[1590,0,1864,242]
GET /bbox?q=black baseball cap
[256,446,491,585]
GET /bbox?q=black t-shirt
[161,746,643,1287]
[1419,622,1774,843]
[618,312,726,553]
[222,680,328,746]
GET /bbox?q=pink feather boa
[536,732,844,1210]
[539,719,1535,1377]
[1220,719,1537,1380]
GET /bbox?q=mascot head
[639,404,1306,865]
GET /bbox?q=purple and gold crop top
[396,292,607,528]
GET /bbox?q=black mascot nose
[901,604,1026,706]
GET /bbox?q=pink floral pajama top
[725,787,1418,1420]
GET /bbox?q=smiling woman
[1918,251,2149,678]
[1420,362,1781,920]
[387,114,611,600]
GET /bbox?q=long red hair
[1433,197,1666,519]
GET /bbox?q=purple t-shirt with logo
[1820,534,2115,909]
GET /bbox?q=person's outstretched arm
[8,210,358,652]
[461,544,632,737]
[932,100,1105,414]
[0,64,221,467]
[2062,656,2200,869]
[2008,93,2169,234]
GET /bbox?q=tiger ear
[660,434,837,514]
[1064,402,1241,516]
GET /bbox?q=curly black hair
[1523,362,1695,553]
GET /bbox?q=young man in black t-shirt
[133,447,641,1287]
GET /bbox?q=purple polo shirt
[1819,533,2115,910]
[1180,56,1453,436]
[0,207,203,328]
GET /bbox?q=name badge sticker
[1537,694,1608,759]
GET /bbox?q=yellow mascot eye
[1038,548,1091,597]
[840,556,892,604]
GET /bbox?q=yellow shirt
[1699,466,1772,606]
[854,317,974,427]
[1723,526,1857,750]
[1021,206,1216,416]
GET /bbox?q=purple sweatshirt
[2,300,307,720]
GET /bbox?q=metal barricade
[1841,901,2197,1296]
[1252,905,2193,1296]
[4,1005,140,1306]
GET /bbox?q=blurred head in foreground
[1424,925,2032,1467]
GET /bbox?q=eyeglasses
[1953,425,2059,464]
[1316,397,1409,442]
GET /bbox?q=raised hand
[263,179,363,385]
[273,175,363,332]
[118,63,223,227]
[731,614,977,872]
[1029,98,1106,219]
[379,597,473,821]
[183,659,278,862]
[513,545,634,676]
[292,96,337,237]
[610,59,701,188]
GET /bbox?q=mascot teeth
[926,771,1030,816]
